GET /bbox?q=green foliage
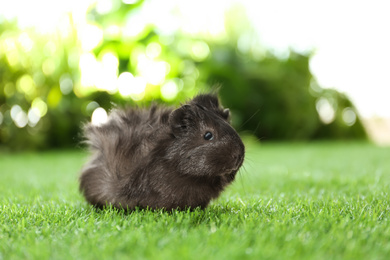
[0,2,367,150]
[313,89,367,139]
[198,48,366,140]
[198,50,318,139]
[83,2,368,141]
[1,142,390,259]
[0,21,83,149]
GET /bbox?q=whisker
[237,109,260,131]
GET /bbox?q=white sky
[1,0,389,118]
[243,0,390,118]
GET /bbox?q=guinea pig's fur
[79,94,245,211]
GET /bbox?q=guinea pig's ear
[221,108,230,120]
[191,94,220,110]
[169,105,196,136]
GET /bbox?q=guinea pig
[79,94,245,211]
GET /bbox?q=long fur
[80,94,245,210]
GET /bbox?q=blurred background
[0,0,389,150]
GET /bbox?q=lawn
[1,141,390,260]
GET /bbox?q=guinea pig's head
[167,94,245,178]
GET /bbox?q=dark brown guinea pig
[79,94,245,211]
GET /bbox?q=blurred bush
[198,47,366,140]
[0,1,366,150]
[0,19,94,150]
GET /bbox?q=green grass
[1,141,390,260]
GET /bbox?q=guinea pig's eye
[204,131,214,141]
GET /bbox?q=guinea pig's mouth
[221,162,243,176]
[233,156,244,171]
[214,154,244,176]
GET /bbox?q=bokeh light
[59,74,74,95]
[136,54,169,86]
[161,80,180,102]
[86,101,100,115]
[17,75,35,98]
[79,53,98,88]
[91,107,108,126]
[18,32,34,52]
[146,42,162,59]
[27,107,41,127]
[128,77,147,101]
[95,52,119,93]
[78,24,103,51]
[342,108,357,126]
[31,98,48,117]
[316,98,335,125]
[190,41,210,61]
[1,0,387,149]
[122,0,139,4]
[11,105,28,128]
[117,72,135,97]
